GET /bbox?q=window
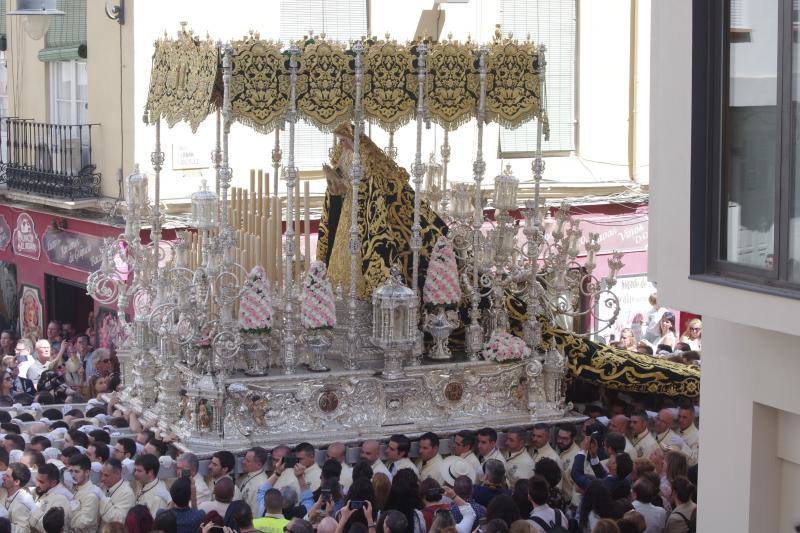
[49,60,87,125]
[0,52,7,163]
[498,0,576,156]
[279,0,368,171]
[691,0,800,294]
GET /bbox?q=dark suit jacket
[11,376,35,395]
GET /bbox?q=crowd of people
[0,320,121,406]
[607,295,702,367]
[0,385,699,533]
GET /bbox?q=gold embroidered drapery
[485,39,543,130]
[144,30,219,133]
[296,40,355,132]
[425,40,480,131]
[362,39,417,132]
[229,34,289,134]
[144,30,546,134]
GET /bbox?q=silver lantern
[190,179,219,231]
[371,268,417,379]
[125,164,149,212]
[493,163,519,213]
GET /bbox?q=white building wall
[649,0,800,531]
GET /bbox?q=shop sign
[43,227,104,272]
[0,216,10,251]
[12,213,41,260]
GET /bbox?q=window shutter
[498,0,576,155]
[279,0,368,171]
[729,0,745,29]
[37,0,87,62]
[0,1,6,52]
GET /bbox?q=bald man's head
[326,443,346,463]
[360,440,380,463]
[609,415,630,435]
[655,409,674,435]
[214,476,235,503]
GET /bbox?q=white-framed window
[49,60,87,125]
[0,52,7,163]
[279,0,369,171]
[498,0,577,155]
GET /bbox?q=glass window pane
[791,0,800,282]
[57,101,71,125]
[57,62,72,100]
[722,0,778,269]
[76,61,88,102]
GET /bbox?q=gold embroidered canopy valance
[144,31,545,134]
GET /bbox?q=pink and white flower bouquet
[483,330,531,362]
[423,236,462,309]
[239,266,273,335]
[301,261,337,330]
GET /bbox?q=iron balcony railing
[1,118,101,200]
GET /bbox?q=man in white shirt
[294,443,322,492]
[238,447,269,517]
[630,412,659,460]
[177,452,212,506]
[360,440,392,480]
[504,428,535,486]
[677,405,699,466]
[452,430,482,484]
[68,455,102,533]
[477,427,506,481]
[207,450,241,502]
[415,432,444,484]
[386,435,418,476]
[99,458,135,527]
[199,476,234,517]
[527,475,569,533]
[631,478,666,533]
[0,463,35,533]
[654,409,693,459]
[29,463,71,533]
[555,424,581,507]
[325,443,353,492]
[133,454,171,517]
[529,424,561,467]
[608,415,637,461]
[27,340,54,385]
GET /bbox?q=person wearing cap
[630,412,659,460]
[28,463,71,533]
[99,458,135,527]
[415,432,444,484]
[68,454,102,533]
[504,428,535,487]
[0,462,35,532]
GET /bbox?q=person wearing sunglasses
[679,318,702,352]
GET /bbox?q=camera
[320,488,332,502]
[349,500,365,510]
[283,456,299,468]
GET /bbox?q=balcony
[1,119,100,200]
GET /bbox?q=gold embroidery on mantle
[425,39,480,131]
[362,39,417,132]
[485,37,542,130]
[296,39,355,132]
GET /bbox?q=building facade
[650,0,800,530]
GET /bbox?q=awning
[37,0,86,62]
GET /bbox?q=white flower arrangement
[423,236,462,309]
[238,266,273,335]
[301,261,337,330]
[483,330,531,362]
